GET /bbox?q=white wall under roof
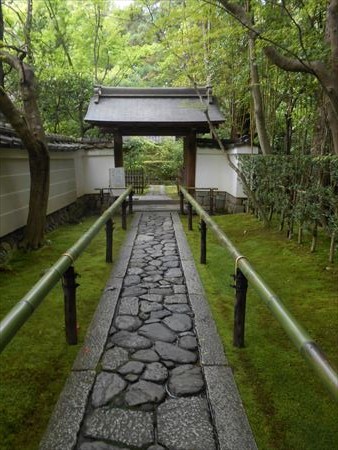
[1,144,257,237]
[81,149,115,193]
[196,144,258,197]
[0,148,115,237]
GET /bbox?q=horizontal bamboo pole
[180,186,338,401]
[0,186,132,353]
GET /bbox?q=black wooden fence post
[180,191,184,215]
[188,203,193,231]
[209,189,214,215]
[122,201,127,230]
[129,191,133,215]
[233,268,248,348]
[99,188,104,205]
[62,266,79,345]
[200,219,207,264]
[105,218,113,263]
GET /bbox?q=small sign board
[109,168,126,196]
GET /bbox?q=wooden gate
[125,168,145,194]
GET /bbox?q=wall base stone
[0,194,102,264]
[194,190,245,214]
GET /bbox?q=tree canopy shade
[84,86,225,135]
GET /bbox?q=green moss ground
[0,215,130,450]
[182,213,338,450]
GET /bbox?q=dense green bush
[239,155,338,262]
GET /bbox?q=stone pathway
[40,208,257,450]
[77,213,215,449]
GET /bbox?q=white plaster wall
[196,145,258,198]
[74,150,86,197]
[0,149,78,237]
[0,148,116,237]
[82,149,115,193]
[0,150,30,237]
[0,143,256,237]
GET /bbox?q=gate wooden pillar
[183,130,197,192]
[114,131,123,168]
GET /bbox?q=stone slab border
[171,212,257,450]
[39,213,141,450]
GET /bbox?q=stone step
[133,198,179,205]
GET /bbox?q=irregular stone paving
[76,213,217,450]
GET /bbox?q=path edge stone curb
[171,212,258,450]
[39,213,141,450]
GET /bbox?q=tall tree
[0,0,4,88]
[217,0,338,155]
[216,0,272,154]
[264,0,338,155]
[0,0,50,249]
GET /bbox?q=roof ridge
[94,85,211,100]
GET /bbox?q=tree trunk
[298,223,303,244]
[24,151,50,248]
[311,93,329,155]
[0,53,50,249]
[0,3,4,88]
[329,230,336,263]
[279,209,285,231]
[311,222,318,253]
[248,32,272,155]
[219,0,338,154]
[198,95,270,225]
[327,101,338,155]
[24,0,34,64]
